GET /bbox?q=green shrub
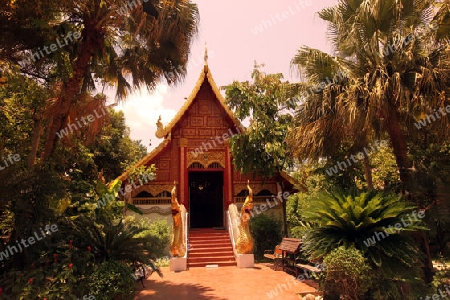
[323,245,371,300]
[301,190,425,298]
[155,256,170,267]
[249,214,282,259]
[130,218,171,257]
[88,260,135,300]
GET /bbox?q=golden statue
[155,115,165,139]
[97,169,106,184]
[170,182,185,257]
[235,180,254,254]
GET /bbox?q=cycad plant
[62,175,163,265]
[301,189,425,279]
[64,214,157,264]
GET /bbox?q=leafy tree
[223,64,296,236]
[1,0,200,160]
[90,109,147,181]
[0,67,152,273]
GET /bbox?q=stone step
[189,250,234,257]
[188,255,235,263]
[187,229,236,268]
[188,261,237,268]
[189,234,230,239]
[190,240,230,244]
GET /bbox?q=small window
[236,189,249,197]
[135,191,154,198]
[156,191,171,197]
[208,162,223,169]
[188,162,205,169]
[256,189,273,196]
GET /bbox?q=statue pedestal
[170,257,187,272]
[236,253,254,268]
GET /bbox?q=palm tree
[291,0,450,193]
[289,0,450,282]
[1,0,200,161]
[286,56,376,189]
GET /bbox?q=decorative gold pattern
[233,182,277,196]
[236,181,254,254]
[138,206,172,215]
[187,151,225,168]
[132,184,174,198]
[234,196,280,204]
[132,198,171,205]
[170,183,186,257]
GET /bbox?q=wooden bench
[295,263,321,273]
[278,238,302,276]
[264,245,283,270]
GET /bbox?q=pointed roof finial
[204,42,208,65]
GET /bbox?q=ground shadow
[134,279,228,300]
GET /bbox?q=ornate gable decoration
[154,59,245,140]
[187,151,225,168]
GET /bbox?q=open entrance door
[188,171,224,228]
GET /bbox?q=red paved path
[134,263,317,300]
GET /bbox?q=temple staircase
[188,228,236,268]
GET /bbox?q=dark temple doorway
[189,171,224,228]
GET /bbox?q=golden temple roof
[115,57,303,192]
[117,56,245,182]
[155,63,245,139]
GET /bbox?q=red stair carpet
[188,228,236,268]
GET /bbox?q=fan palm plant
[289,0,450,194]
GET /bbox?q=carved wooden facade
[117,60,297,225]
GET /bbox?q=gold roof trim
[280,171,307,192]
[155,64,245,139]
[118,62,246,183]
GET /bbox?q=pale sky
[113,0,339,152]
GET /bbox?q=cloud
[113,84,176,152]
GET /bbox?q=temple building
[117,53,299,229]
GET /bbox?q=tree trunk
[41,23,104,160]
[384,107,433,283]
[278,174,288,237]
[28,112,42,168]
[362,153,373,190]
[384,108,413,193]
[0,136,4,159]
